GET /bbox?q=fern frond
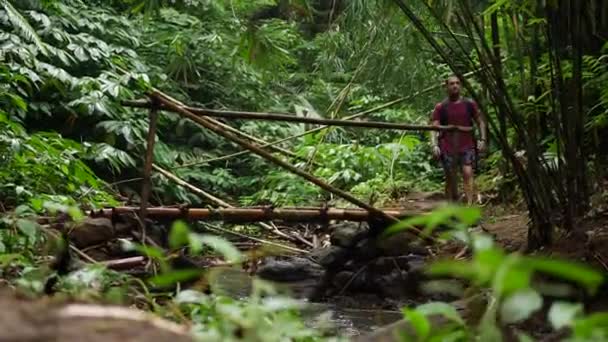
[1,0,48,56]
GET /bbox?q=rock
[309,246,350,269]
[257,256,324,282]
[370,256,411,275]
[376,231,423,257]
[376,270,410,298]
[330,222,369,248]
[68,218,114,249]
[371,257,393,275]
[405,254,426,276]
[352,238,381,261]
[332,271,354,290]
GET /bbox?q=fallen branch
[102,256,147,270]
[58,304,190,336]
[204,224,307,254]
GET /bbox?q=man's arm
[430,119,440,147]
[474,107,488,151]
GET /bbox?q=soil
[0,288,193,342]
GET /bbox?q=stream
[208,267,404,337]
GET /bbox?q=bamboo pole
[149,90,401,227]
[139,107,159,238]
[123,99,471,133]
[152,164,301,242]
[152,164,232,207]
[91,206,416,223]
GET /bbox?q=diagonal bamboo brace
[148,92,399,224]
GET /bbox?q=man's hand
[477,140,487,153]
[432,145,441,159]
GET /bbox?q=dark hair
[445,74,461,84]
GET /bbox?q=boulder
[67,218,114,249]
[332,271,355,290]
[376,231,426,257]
[352,238,381,261]
[330,222,369,248]
[370,256,411,275]
[309,246,350,269]
[375,270,410,298]
[256,256,324,282]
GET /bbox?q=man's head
[445,74,461,98]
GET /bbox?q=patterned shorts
[440,148,476,170]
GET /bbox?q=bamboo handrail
[123,99,472,133]
[91,206,419,223]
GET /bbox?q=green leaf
[16,219,38,243]
[416,302,465,325]
[402,307,431,340]
[428,260,477,279]
[572,312,608,338]
[134,244,165,261]
[149,269,203,288]
[1,0,48,56]
[517,332,535,342]
[523,257,604,295]
[548,302,583,330]
[190,233,242,263]
[169,220,190,249]
[500,289,543,324]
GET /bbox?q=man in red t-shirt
[430,75,487,204]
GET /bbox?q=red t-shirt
[431,99,479,154]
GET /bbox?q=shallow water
[207,267,403,337]
[306,304,403,337]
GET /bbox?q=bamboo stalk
[152,164,232,207]
[91,206,417,222]
[123,99,471,132]
[140,107,159,240]
[149,90,401,227]
[152,164,299,242]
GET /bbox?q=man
[430,75,487,204]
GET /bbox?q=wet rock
[309,246,350,269]
[405,254,426,276]
[68,218,114,249]
[330,222,369,248]
[350,269,374,292]
[257,256,324,282]
[376,231,424,256]
[352,238,381,261]
[370,256,410,275]
[332,271,355,290]
[371,257,393,275]
[376,270,410,298]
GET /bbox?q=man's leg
[462,149,476,205]
[441,154,459,201]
